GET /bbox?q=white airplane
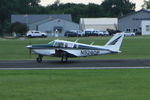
[26,33,124,63]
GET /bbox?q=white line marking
[0,67,150,70]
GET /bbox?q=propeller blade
[29,48,31,56]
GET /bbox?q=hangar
[118,9,150,35]
[80,18,118,31]
[11,14,79,37]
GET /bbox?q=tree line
[1,0,146,34]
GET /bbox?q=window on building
[133,29,138,32]
[126,29,131,32]
[146,25,150,32]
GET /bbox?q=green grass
[0,36,150,60]
[0,69,150,100]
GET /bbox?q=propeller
[26,44,32,58]
[29,48,32,56]
[29,38,31,57]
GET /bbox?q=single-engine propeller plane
[26,33,124,63]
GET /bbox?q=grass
[0,36,150,100]
[0,36,150,60]
[0,69,150,100]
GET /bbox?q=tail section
[105,33,124,52]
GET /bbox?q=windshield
[48,41,55,46]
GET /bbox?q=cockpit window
[49,41,75,48]
[54,42,64,47]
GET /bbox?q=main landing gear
[61,55,68,62]
[36,55,43,63]
[36,55,68,63]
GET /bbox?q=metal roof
[11,14,72,24]
[118,9,150,19]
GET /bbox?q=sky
[39,0,144,11]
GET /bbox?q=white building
[142,20,150,35]
[80,18,118,31]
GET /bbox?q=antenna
[74,39,79,43]
[90,42,95,45]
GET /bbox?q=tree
[0,0,41,33]
[10,22,28,34]
[87,3,101,17]
[142,0,150,9]
[101,0,135,17]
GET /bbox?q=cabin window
[64,43,68,48]
[54,42,64,47]
[67,43,74,48]
[74,44,78,48]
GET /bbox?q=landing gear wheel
[36,55,43,63]
[61,55,68,62]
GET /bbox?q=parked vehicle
[124,32,135,36]
[83,29,109,36]
[64,30,83,37]
[84,29,95,36]
[26,30,47,38]
[98,31,109,36]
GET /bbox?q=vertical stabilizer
[105,33,124,52]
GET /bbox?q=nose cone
[26,45,32,48]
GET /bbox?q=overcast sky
[40,0,144,11]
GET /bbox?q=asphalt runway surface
[0,59,150,70]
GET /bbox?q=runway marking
[0,67,150,70]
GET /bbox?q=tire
[28,35,32,38]
[41,35,47,38]
[36,57,42,63]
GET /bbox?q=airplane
[26,33,124,63]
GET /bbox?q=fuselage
[26,33,124,62]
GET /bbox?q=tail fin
[105,33,124,52]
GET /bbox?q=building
[141,20,150,35]
[80,18,118,31]
[118,9,150,34]
[11,14,79,37]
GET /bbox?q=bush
[10,22,28,36]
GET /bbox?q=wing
[54,49,78,57]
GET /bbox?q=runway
[0,59,150,70]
